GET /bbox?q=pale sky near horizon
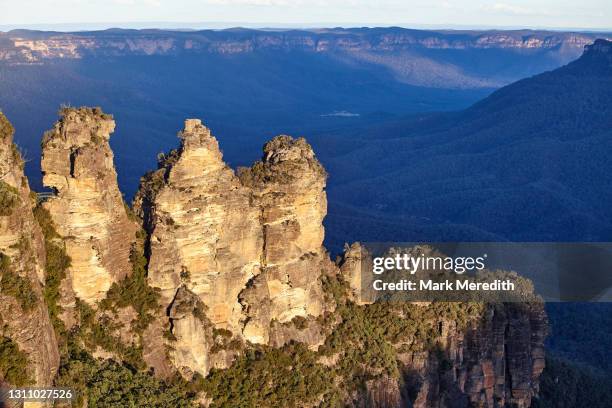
[0,0,610,31]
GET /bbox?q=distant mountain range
[320,39,612,247]
[0,27,609,197]
[1,27,609,89]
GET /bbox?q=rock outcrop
[41,107,139,308]
[135,119,262,334]
[237,136,330,344]
[396,302,547,408]
[0,108,548,408]
[134,120,332,370]
[0,112,59,388]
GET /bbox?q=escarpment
[342,301,547,408]
[41,107,139,308]
[0,112,59,388]
[402,302,547,408]
[0,108,548,407]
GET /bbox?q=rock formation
[0,112,59,388]
[0,108,548,408]
[237,136,330,344]
[396,302,547,408]
[135,119,262,334]
[134,120,333,375]
[41,107,139,308]
[167,286,214,378]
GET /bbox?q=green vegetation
[0,181,20,216]
[56,345,195,408]
[0,253,38,312]
[546,303,612,372]
[290,315,308,330]
[10,143,24,170]
[0,112,14,140]
[34,205,71,339]
[123,202,140,223]
[50,272,482,408]
[319,289,483,388]
[198,342,337,408]
[532,356,612,408]
[74,299,146,371]
[51,267,486,408]
[210,328,243,354]
[0,336,32,386]
[101,240,161,334]
[59,106,114,121]
[193,274,484,407]
[157,148,181,170]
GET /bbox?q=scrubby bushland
[0,253,37,312]
[0,336,32,386]
[0,181,20,216]
[532,356,612,408]
[55,344,195,408]
[34,205,71,339]
[101,235,161,334]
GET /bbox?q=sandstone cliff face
[136,119,262,333]
[135,121,332,373]
[41,107,139,307]
[401,303,546,408]
[237,136,329,344]
[0,108,548,408]
[346,301,546,408]
[0,30,607,63]
[0,112,59,388]
[167,286,214,378]
[339,244,547,408]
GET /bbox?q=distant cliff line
[0,27,610,62]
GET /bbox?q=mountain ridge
[318,39,612,246]
[1,27,609,90]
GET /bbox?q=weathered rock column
[135,119,263,332]
[237,136,330,344]
[135,122,334,376]
[41,107,138,306]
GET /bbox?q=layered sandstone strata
[0,107,547,408]
[0,112,59,388]
[359,302,547,408]
[135,119,263,334]
[237,136,329,344]
[41,107,138,306]
[135,120,331,361]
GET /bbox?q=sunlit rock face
[135,119,263,336]
[41,107,138,306]
[237,135,329,344]
[0,106,548,406]
[167,286,214,378]
[0,112,59,388]
[135,120,332,351]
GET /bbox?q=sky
[0,0,610,31]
